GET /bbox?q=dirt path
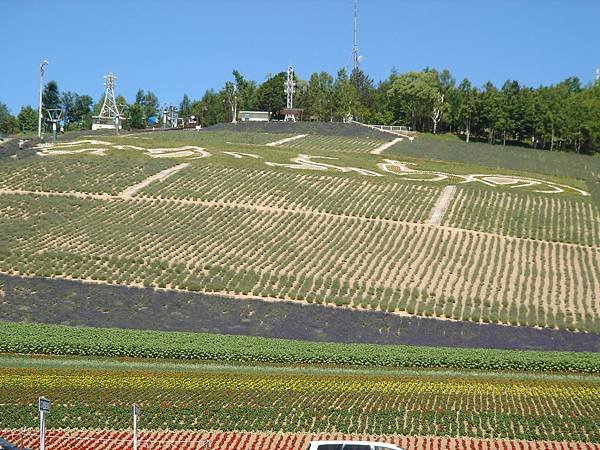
[0,187,596,251]
[427,185,457,225]
[265,134,307,147]
[120,163,190,197]
[369,137,403,155]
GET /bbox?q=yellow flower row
[2,371,599,399]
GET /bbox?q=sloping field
[0,154,175,194]
[276,134,388,153]
[141,165,440,222]
[1,192,598,331]
[0,126,598,334]
[443,188,600,247]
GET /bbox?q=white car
[306,441,404,450]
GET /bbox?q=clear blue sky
[1,0,599,114]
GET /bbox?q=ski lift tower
[284,65,296,122]
[45,108,63,143]
[92,72,122,132]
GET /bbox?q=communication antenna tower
[284,65,296,122]
[92,72,122,132]
[352,0,362,73]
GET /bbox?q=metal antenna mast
[352,0,360,73]
[284,65,296,122]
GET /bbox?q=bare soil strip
[0,187,595,250]
[427,185,457,225]
[265,134,307,147]
[369,137,403,155]
[120,163,190,197]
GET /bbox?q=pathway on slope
[0,187,595,250]
[265,134,307,147]
[120,163,190,197]
[370,137,403,155]
[427,185,457,225]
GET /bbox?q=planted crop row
[4,429,596,450]
[279,134,387,153]
[2,322,599,373]
[141,165,439,223]
[1,194,598,332]
[1,366,599,442]
[443,188,600,247]
[0,154,175,195]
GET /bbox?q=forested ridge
[2,67,600,154]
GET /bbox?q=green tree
[0,102,19,135]
[388,71,439,131]
[17,105,38,132]
[256,72,287,117]
[179,94,191,119]
[232,70,258,111]
[128,103,146,129]
[305,72,334,121]
[42,81,60,111]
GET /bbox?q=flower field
[443,188,600,247]
[140,165,440,222]
[1,429,599,450]
[0,128,599,332]
[273,134,388,153]
[1,360,599,442]
[1,191,599,331]
[0,153,175,195]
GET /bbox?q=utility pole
[38,60,48,139]
[133,403,140,450]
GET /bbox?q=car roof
[310,441,400,447]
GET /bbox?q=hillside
[1,122,600,448]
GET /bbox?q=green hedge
[1,321,599,373]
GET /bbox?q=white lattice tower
[98,72,121,120]
[284,65,296,122]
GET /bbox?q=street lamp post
[38,60,49,139]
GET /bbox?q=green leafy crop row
[1,322,598,373]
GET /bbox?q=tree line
[1,67,599,154]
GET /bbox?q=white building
[238,111,270,122]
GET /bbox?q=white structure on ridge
[92,72,122,130]
[284,65,296,122]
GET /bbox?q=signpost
[38,397,51,450]
[133,403,140,450]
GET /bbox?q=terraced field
[443,187,600,247]
[276,134,388,153]
[1,191,598,331]
[1,125,599,450]
[0,126,599,335]
[0,153,175,194]
[141,165,440,222]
